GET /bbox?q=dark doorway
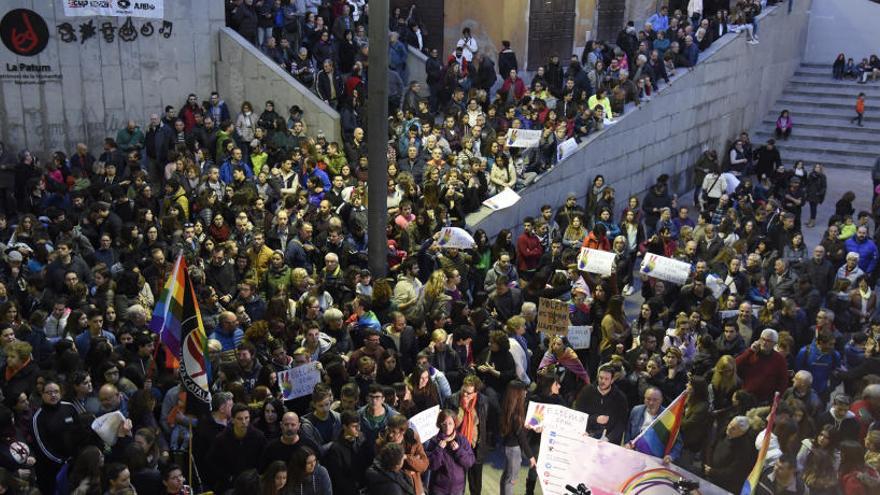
[527,0,576,70]
[390,0,444,53]
[595,0,626,43]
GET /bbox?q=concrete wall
[0,0,224,156]
[804,0,880,64]
[216,28,341,143]
[469,1,811,235]
[408,46,428,91]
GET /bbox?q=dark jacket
[708,432,757,493]
[364,462,416,495]
[207,426,267,492]
[324,436,369,495]
[573,384,629,444]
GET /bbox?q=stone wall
[216,28,341,144]
[0,0,224,156]
[469,1,811,236]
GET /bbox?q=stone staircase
[753,63,880,170]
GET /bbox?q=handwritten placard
[577,248,615,276]
[537,298,570,337]
[408,405,440,441]
[567,325,592,350]
[278,363,321,400]
[639,253,691,285]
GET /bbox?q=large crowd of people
[0,1,877,495]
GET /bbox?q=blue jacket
[209,326,244,352]
[624,404,683,459]
[684,43,699,67]
[795,341,841,395]
[844,236,879,275]
[647,13,669,32]
[75,330,117,358]
[219,159,253,184]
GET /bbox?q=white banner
[567,325,592,350]
[557,138,578,162]
[482,187,521,211]
[62,0,165,19]
[278,363,321,400]
[639,253,691,285]
[437,227,475,249]
[408,405,440,441]
[537,423,727,495]
[505,128,542,148]
[577,247,615,276]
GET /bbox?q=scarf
[4,357,30,382]
[458,393,478,446]
[539,348,590,384]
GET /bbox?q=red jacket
[516,232,543,271]
[500,77,527,101]
[735,347,789,403]
[582,232,611,251]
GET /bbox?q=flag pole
[188,421,193,488]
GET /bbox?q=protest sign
[482,187,521,211]
[567,325,592,349]
[577,248,615,276]
[437,227,475,249]
[557,138,578,162]
[537,298,569,337]
[722,172,740,194]
[505,128,542,148]
[537,421,727,495]
[278,363,321,400]
[63,0,164,18]
[408,405,440,441]
[639,253,691,285]
[524,403,589,432]
[92,411,127,446]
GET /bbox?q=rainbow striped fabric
[741,392,781,495]
[148,254,186,357]
[632,390,689,458]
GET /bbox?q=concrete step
[800,63,830,70]
[789,74,880,91]
[786,81,880,99]
[769,104,880,121]
[753,128,880,147]
[762,139,880,159]
[776,97,880,112]
[759,116,880,133]
[781,87,880,101]
[778,150,873,170]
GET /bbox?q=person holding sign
[376,414,429,495]
[425,409,476,495]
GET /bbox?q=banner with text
[437,227,475,249]
[577,248,616,276]
[482,187,521,211]
[278,363,321,400]
[62,0,165,19]
[525,402,589,432]
[639,253,691,285]
[537,298,570,337]
[566,325,592,350]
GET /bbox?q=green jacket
[116,127,145,153]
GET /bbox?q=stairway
[753,63,880,170]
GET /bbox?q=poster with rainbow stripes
[536,417,726,495]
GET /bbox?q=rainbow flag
[632,390,689,458]
[741,393,780,495]
[148,254,186,357]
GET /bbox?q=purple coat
[425,432,475,494]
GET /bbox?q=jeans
[501,446,522,495]
[257,27,274,47]
[809,201,819,221]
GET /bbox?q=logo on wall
[0,9,50,57]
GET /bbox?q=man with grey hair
[851,384,880,439]
[322,307,352,354]
[705,416,757,493]
[836,251,864,286]
[782,370,823,417]
[736,329,789,403]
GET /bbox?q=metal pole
[367,0,390,278]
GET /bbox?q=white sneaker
[747,40,759,45]
[623,285,635,296]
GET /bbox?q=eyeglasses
[369,395,384,400]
